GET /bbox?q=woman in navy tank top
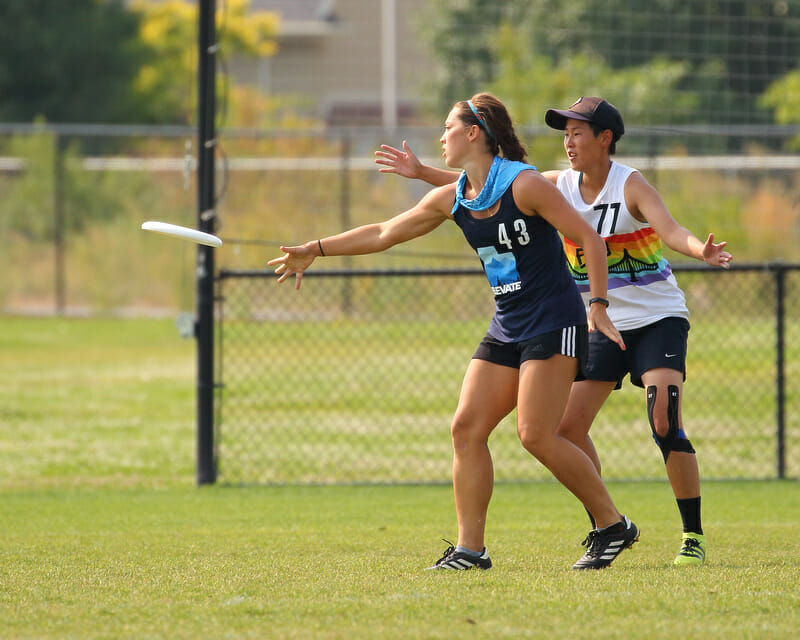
[269,93,639,571]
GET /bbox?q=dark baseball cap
[545,97,625,141]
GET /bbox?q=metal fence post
[340,134,353,315]
[775,265,786,479]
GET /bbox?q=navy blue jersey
[453,182,587,342]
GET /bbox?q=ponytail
[460,93,527,162]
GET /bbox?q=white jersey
[557,162,689,331]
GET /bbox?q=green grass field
[2,315,799,639]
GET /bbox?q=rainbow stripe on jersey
[563,226,673,292]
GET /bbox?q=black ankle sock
[585,506,596,529]
[676,496,702,534]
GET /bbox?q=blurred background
[2,0,800,315]
[2,0,799,484]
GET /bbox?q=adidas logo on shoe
[572,516,640,570]
[426,539,492,571]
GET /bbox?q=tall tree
[415,0,531,111]
[130,0,279,124]
[416,0,800,124]
[0,0,150,123]
[513,0,800,124]
[0,0,279,125]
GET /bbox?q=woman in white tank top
[542,97,731,566]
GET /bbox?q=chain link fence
[214,263,800,485]
[3,124,800,317]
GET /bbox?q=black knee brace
[647,385,695,463]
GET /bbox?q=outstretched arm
[267,184,455,289]
[375,141,459,187]
[626,172,733,268]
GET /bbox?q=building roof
[251,0,337,37]
[250,0,336,23]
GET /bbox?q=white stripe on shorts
[561,326,575,357]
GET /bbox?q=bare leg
[516,355,622,529]
[450,358,517,552]
[666,452,701,498]
[557,379,616,474]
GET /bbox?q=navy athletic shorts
[472,324,588,376]
[583,316,690,389]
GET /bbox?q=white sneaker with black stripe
[425,539,492,571]
[572,516,639,570]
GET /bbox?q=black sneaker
[425,539,492,571]
[572,516,640,570]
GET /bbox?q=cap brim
[545,108,592,130]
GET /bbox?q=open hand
[702,233,733,269]
[588,305,626,351]
[267,244,316,290]
[374,141,422,179]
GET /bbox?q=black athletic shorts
[584,316,690,389]
[472,325,588,376]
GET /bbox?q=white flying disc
[141,221,222,247]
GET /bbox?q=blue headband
[468,100,495,141]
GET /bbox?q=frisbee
[141,221,222,247]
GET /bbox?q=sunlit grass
[1,315,799,639]
[1,482,799,640]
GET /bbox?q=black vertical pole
[196,0,217,485]
[775,266,786,480]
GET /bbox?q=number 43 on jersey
[497,219,530,249]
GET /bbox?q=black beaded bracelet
[588,297,609,307]
[317,239,325,256]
